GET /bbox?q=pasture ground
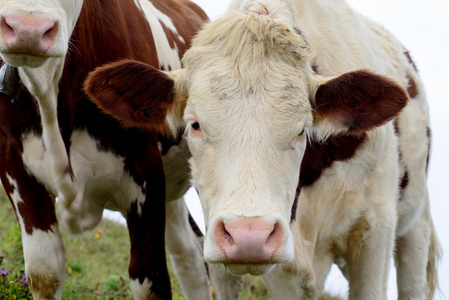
[0,186,339,299]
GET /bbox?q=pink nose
[214,217,284,263]
[1,14,58,54]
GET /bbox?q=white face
[181,45,314,274]
[0,0,83,68]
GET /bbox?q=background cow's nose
[1,14,57,53]
[214,217,284,263]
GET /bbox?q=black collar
[0,64,22,101]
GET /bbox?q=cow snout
[214,217,284,263]
[1,14,58,54]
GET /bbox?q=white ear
[311,70,408,139]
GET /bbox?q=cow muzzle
[206,215,294,275]
[0,13,59,67]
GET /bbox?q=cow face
[85,11,408,275]
[0,0,83,68]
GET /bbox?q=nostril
[215,220,236,248]
[1,17,16,39]
[42,21,57,42]
[265,222,283,249]
[222,222,235,247]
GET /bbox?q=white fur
[130,277,154,300]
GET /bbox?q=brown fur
[315,70,409,135]
[84,59,175,132]
[407,75,418,99]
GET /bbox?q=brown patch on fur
[158,128,184,156]
[292,134,366,221]
[426,127,431,174]
[404,50,418,72]
[407,75,418,99]
[0,146,58,235]
[84,60,175,132]
[393,118,400,136]
[150,0,208,59]
[177,0,209,22]
[399,170,409,200]
[27,268,60,300]
[299,134,366,188]
[293,27,310,46]
[315,70,409,134]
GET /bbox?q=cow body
[0,0,213,299]
[84,0,440,299]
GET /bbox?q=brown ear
[84,59,174,130]
[314,70,408,135]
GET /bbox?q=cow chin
[224,263,275,276]
[0,53,51,68]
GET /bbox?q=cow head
[0,0,82,68]
[85,11,408,275]
[0,0,83,97]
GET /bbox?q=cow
[84,0,441,299]
[0,0,225,299]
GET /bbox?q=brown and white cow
[84,0,441,299]
[0,0,225,299]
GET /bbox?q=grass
[0,186,341,299]
[0,186,267,299]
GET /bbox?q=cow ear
[84,59,183,132]
[311,70,408,138]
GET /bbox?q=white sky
[107,0,449,298]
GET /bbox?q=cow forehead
[187,69,312,137]
[183,11,314,141]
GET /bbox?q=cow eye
[191,122,201,131]
[299,129,305,136]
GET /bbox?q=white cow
[85,0,441,298]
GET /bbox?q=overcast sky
[186,1,449,298]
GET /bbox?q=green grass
[0,186,341,299]
[0,185,243,299]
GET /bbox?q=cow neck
[291,133,366,222]
[18,57,79,207]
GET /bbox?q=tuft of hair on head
[185,9,309,70]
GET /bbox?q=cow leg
[126,170,171,300]
[311,247,334,297]
[165,198,212,300]
[2,171,65,300]
[209,263,243,300]
[346,215,395,300]
[395,207,440,299]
